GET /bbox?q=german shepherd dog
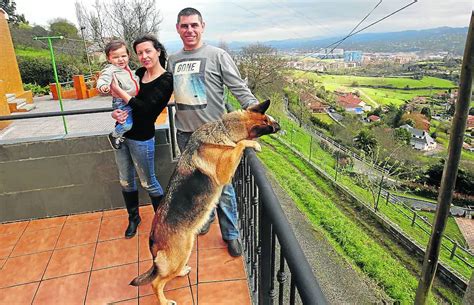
[130,100,280,304]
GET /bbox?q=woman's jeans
[114,137,164,197]
[177,130,240,241]
[112,97,133,137]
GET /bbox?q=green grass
[293,72,457,89]
[15,47,50,58]
[274,117,474,279]
[259,137,436,304]
[312,113,334,125]
[293,72,457,106]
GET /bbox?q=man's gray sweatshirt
[168,44,258,132]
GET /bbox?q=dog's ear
[248,99,270,114]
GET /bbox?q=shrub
[23,83,50,96]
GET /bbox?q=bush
[16,54,97,87]
[23,83,50,96]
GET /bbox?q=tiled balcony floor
[0,205,251,305]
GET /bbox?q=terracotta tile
[0,232,21,259]
[0,282,39,305]
[25,216,66,233]
[66,211,103,224]
[139,204,154,215]
[11,227,61,257]
[86,263,138,305]
[113,298,138,305]
[93,238,138,270]
[138,212,154,236]
[43,244,95,279]
[33,272,89,305]
[0,259,5,269]
[198,223,227,249]
[103,208,128,218]
[98,216,129,241]
[138,233,152,262]
[138,252,197,297]
[198,280,251,305]
[56,219,100,249]
[198,248,246,282]
[0,221,28,235]
[139,286,196,305]
[0,251,51,288]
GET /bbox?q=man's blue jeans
[112,97,133,137]
[177,130,240,241]
[114,137,164,197]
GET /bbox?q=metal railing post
[259,200,273,305]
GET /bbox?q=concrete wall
[0,130,177,223]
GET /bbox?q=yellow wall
[0,9,32,104]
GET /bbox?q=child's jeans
[112,97,133,137]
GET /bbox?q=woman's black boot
[150,194,164,212]
[123,191,141,238]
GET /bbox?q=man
[168,7,259,257]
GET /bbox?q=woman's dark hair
[133,34,167,68]
[104,40,129,57]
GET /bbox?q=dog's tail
[130,264,158,286]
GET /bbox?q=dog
[130,99,280,305]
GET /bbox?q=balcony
[0,99,326,304]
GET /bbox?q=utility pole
[34,36,68,134]
[80,26,93,76]
[415,11,473,304]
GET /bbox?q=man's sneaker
[108,133,122,149]
[227,239,242,257]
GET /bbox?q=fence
[234,150,327,305]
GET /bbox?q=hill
[192,27,468,55]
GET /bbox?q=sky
[15,0,473,44]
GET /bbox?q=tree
[420,107,431,119]
[49,18,79,38]
[75,0,162,50]
[394,128,412,145]
[0,0,27,24]
[237,43,287,98]
[354,129,377,155]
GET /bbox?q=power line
[297,0,418,74]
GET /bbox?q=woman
[110,34,173,238]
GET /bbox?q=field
[292,71,457,107]
[15,47,50,58]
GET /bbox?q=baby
[97,40,139,149]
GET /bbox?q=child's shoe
[108,133,122,149]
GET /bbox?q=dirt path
[265,172,391,304]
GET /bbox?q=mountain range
[165,27,468,55]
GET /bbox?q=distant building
[336,93,371,114]
[344,51,363,63]
[399,124,437,151]
[467,115,474,131]
[301,92,328,113]
[366,115,380,123]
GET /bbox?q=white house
[399,124,437,151]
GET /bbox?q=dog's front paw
[252,142,262,152]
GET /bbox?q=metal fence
[234,151,327,305]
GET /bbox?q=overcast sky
[16,0,473,43]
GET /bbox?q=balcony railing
[0,105,327,304]
[234,150,327,305]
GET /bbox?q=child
[97,40,140,149]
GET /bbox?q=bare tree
[237,43,287,98]
[75,0,162,50]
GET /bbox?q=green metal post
[34,36,68,134]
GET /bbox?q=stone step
[17,103,36,112]
[6,94,16,102]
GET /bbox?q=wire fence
[274,118,474,280]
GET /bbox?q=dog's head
[224,99,280,141]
